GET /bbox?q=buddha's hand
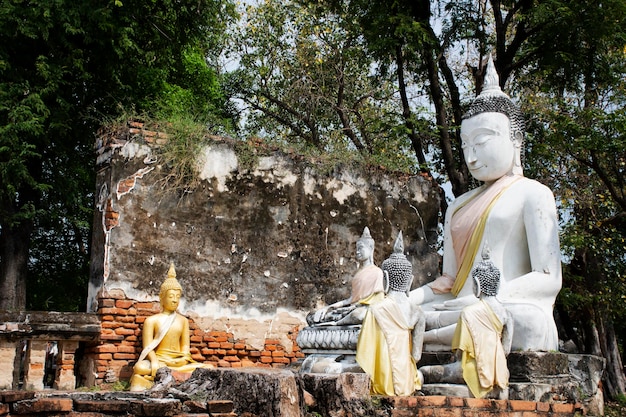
[433,295,475,311]
[169,357,189,367]
[150,359,159,377]
[313,306,330,323]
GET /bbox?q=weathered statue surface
[307,227,384,326]
[420,248,513,398]
[357,232,425,396]
[129,264,213,391]
[409,55,562,352]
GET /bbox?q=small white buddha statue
[409,55,562,351]
[356,232,424,396]
[420,247,513,398]
[307,227,385,326]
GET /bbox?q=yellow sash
[452,301,508,398]
[356,293,421,396]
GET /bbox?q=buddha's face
[161,289,182,312]
[356,241,373,262]
[460,112,519,183]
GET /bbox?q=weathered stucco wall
[89,122,441,352]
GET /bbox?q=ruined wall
[87,121,441,383]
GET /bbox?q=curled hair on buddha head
[471,245,501,298]
[160,262,183,299]
[381,231,413,293]
[463,54,526,139]
[358,227,375,250]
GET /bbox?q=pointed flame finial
[160,262,182,298]
[479,54,508,98]
[167,262,176,279]
[393,231,404,254]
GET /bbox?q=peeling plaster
[253,156,298,188]
[90,134,442,346]
[116,166,154,199]
[269,206,290,224]
[302,173,319,197]
[188,307,306,352]
[120,141,152,160]
[326,178,366,204]
[197,146,238,192]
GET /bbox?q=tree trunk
[0,220,31,310]
[569,243,626,400]
[395,44,426,166]
[596,313,626,399]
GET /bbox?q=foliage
[0,0,237,311]
[152,114,220,196]
[111,380,130,391]
[605,399,626,417]
[519,0,626,397]
[224,0,420,173]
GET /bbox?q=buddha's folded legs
[425,310,460,330]
[423,323,457,346]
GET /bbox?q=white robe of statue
[409,57,562,352]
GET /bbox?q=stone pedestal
[419,351,605,415]
[296,325,364,374]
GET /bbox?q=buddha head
[461,55,525,182]
[471,247,501,298]
[381,231,413,294]
[160,263,183,312]
[356,227,375,262]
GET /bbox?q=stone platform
[418,351,605,416]
[0,364,593,417]
[0,390,237,417]
[296,324,364,373]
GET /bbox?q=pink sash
[449,175,522,296]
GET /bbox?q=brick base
[0,390,582,417]
[86,290,304,386]
[387,395,582,417]
[0,391,236,417]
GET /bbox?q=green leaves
[0,0,237,310]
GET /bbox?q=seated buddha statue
[307,227,385,326]
[409,55,562,352]
[129,263,213,391]
[356,231,425,396]
[420,247,513,398]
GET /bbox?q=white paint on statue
[409,55,562,352]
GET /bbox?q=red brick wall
[86,289,304,386]
[388,396,580,417]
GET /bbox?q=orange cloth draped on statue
[349,264,385,304]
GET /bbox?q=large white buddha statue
[409,55,562,351]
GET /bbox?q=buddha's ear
[512,130,523,148]
[383,270,390,294]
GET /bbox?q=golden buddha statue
[129,263,213,391]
